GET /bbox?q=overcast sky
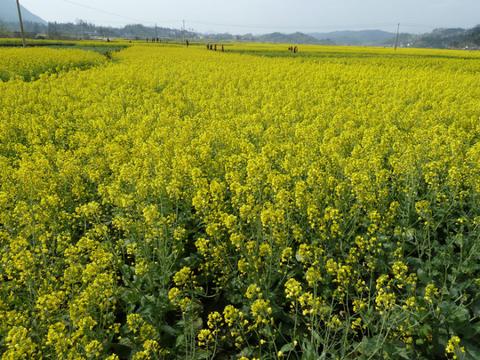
[20,0,480,34]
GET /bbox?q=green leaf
[109,343,132,358]
[193,317,203,330]
[280,343,295,353]
[417,268,430,283]
[160,324,177,336]
[195,349,212,359]
[418,324,432,338]
[464,339,480,360]
[175,334,185,348]
[450,305,470,325]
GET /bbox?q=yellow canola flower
[445,336,465,359]
[285,278,303,300]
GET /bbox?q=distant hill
[310,27,480,48]
[310,30,396,46]
[255,32,334,45]
[0,0,46,24]
[412,26,480,48]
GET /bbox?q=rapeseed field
[0,43,479,359]
[0,47,106,81]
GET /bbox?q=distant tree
[467,25,480,46]
[0,21,10,36]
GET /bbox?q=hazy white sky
[20,0,480,34]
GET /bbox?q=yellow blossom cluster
[0,47,106,81]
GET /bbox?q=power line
[60,0,144,23]
[37,0,178,25]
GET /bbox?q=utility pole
[182,19,185,44]
[155,23,158,40]
[15,0,26,47]
[394,23,400,50]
